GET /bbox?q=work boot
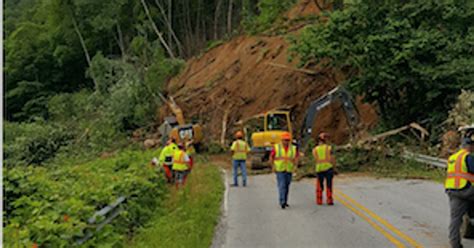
[316,190,323,205]
[316,179,323,205]
[327,188,334,205]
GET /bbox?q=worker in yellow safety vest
[158,138,178,183]
[185,139,196,169]
[446,132,474,248]
[270,132,299,209]
[313,132,336,205]
[172,143,191,188]
[230,131,250,187]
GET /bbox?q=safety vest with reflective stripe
[274,144,297,172]
[172,150,189,171]
[445,149,473,190]
[313,144,333,173]
[231,140,249,160]
[159,143,178,166]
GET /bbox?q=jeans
[232,160,247,186]
[175,171,186,185]
[316,168,334,204]
[276,172,292,206]
[447,186,474,248]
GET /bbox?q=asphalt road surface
[212,173,474,248]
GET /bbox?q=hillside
[162,1,377,144]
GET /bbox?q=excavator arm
[158,93,186,126]
[300,87,360,148]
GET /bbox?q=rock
[144,139,157,149]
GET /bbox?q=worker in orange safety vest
[172,143,191,189]
[313,132,336,205]
[446,131,474,248]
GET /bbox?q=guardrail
[76,196,127,245]
[402,151,447,168]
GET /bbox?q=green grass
[128,159,224,248]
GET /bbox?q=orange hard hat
[319,132,330,141]
[235,131,243,138]
[281,132,291,140]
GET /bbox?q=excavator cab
[158,93,204,149]
[248,110,293,169]
[247,86,359,169]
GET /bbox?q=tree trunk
[140,0,175,59]
[214,0,223,39]
[154,0,183,57]
[71,15,98,89]
[116,23,125,58]
[227,0,234,34]
[168,0,172,49]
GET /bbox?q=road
[212,173,474,248]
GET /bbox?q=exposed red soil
[160,1,378,145]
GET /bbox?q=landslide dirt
[161,0,378,145]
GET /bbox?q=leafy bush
[290,1,474,128]
[4,149,166,247]
[206,142,227,154]
[4,121,75,167]
[447,90,474,127]
[243,0,297,34]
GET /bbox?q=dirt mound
[161,1,377,145]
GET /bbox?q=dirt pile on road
[161,1,378,145]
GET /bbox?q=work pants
[447,186,474,248]
[163,164,173,183]
[276,172,292,206]
[316,168,334,205]
[232,159,248,186]
[174,170,187,188]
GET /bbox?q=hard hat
[281,132,291,140]
[319,132,330,141]
[464,133,474,145]
[235,131,243,138]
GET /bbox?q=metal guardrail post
[76,196,127,245]
[402,151,447,168]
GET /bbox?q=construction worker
[173,143,191,188]
[158,138,178,183]
[184,139,196,184]
[270,132,298,209]
[313,132,336,205]
[230,131,250,187]
[446,131,474,248]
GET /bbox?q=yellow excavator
[158,93,203,148]
[245,87,360,169]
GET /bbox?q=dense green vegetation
[5,0,473,246]
[3,1,297,246]
[4,0,297,123]
[129,161,224,248]
[291,0,474,129]
[4,149,166,247]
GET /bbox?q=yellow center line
[334,194,406,248]
[336,189,423,248]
